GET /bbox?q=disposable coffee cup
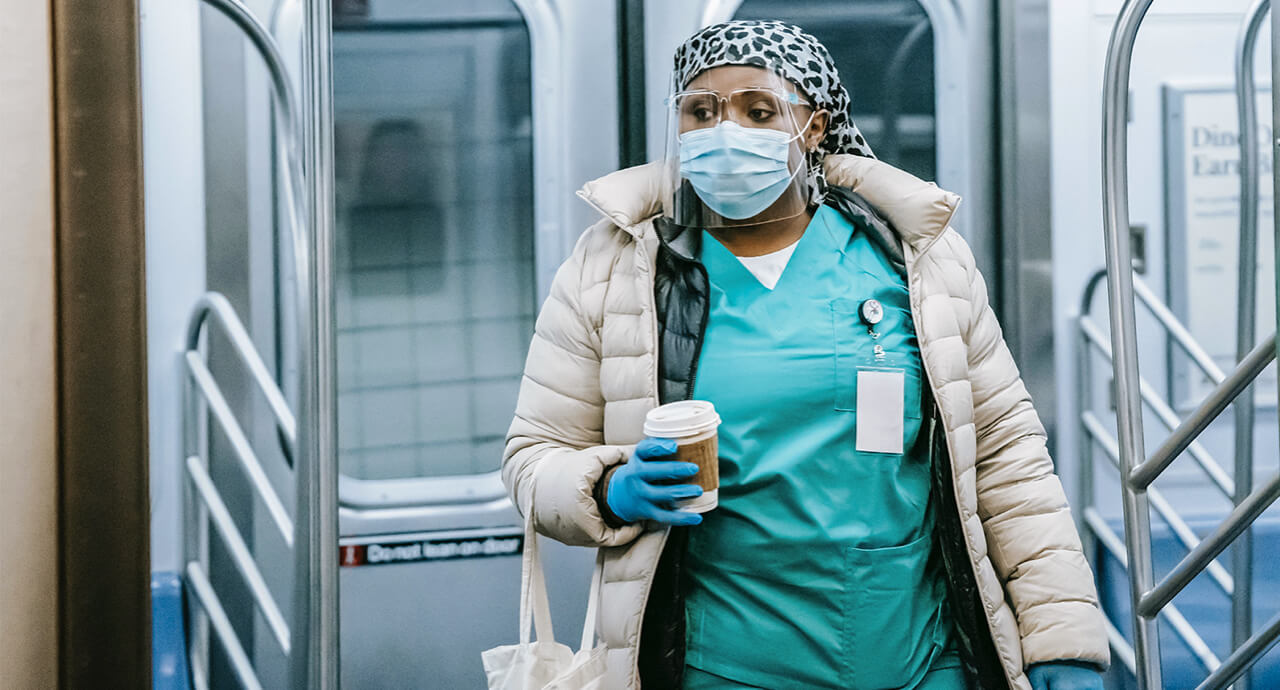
[642,400,721,513]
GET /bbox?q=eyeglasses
[667,88,809,131]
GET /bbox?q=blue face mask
[678,120,805,220]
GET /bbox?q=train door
[178,2,1005,687]
[325,2,619,688]
[325,3,1002,688]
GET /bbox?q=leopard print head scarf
[673,20,874,198]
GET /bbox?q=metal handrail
[1079,284,1280,683]
[1076,291,1241,672]
[1138,470,1280,617]
[1101,2,1280,686]
[1081,269,1227,390]
[1105,616,1139,676]
[1101,2,1179,686]
[202,0,300,160]
[1202,610,1280,689]
[1084,508,1222,673]
[186,454,291,652]
[1234,0,1269,672]
[185,0,328,687]
[1080,411,1233,596]
[182,292,297,690]
[1129,335,1276,490]
[201,0,308,300]
[185,561,264,690]
[1131,279,1227,386]
[204,0,309,419]
[186,292,297,449]
[185,350,294,546]
[1078,314,1234,498]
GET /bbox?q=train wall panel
[0,0,57,686]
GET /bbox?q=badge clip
[859,299,884,339]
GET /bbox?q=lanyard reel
[859,298,887,362]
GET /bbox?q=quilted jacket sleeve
[502,226,645,548]
[956,235,1110,669]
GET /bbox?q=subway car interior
[10,0,1280,688]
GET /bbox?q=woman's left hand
[1026,661,1104,690]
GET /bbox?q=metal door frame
[52,0,151,685]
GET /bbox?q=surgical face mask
[677,118,809,220]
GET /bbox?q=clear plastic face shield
[661,65,820,229]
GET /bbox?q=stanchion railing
[181,0,337,687]
[183,292,296,689]
[1077,272,1236,676]
[1234,2,1270,678]
[1099,1,1280,688]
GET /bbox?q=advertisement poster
[1163,82,1276,409]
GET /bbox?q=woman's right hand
[606,438,704,526]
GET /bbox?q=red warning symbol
[340,544,366,567]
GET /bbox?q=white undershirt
[733,238,801,290]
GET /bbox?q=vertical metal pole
[1101,1,1161,687]
[1234,4,1269,686]
[292,0,338,687]
[616,0,647,169]
[183,364,212,688]
[1272,0,1280,487]
[1077,325,1098,562]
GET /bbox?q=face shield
[661,67,818,229]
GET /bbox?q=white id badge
[855,368,906,454]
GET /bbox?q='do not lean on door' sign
[340,532,522,567]
[1162,82,1277,409]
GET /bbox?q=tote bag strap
[578,548,604,651]
[518,498,556,646]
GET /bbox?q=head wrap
[672,20,874,198]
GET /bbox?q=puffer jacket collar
[575,154,963,256]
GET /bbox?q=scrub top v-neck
[683,205,956,689]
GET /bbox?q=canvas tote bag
[481,502,608,690]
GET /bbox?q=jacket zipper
[634,221,673,689]
[684,261,711,400]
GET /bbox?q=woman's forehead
[684,65,800,95]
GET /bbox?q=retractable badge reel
[855,298,905,454]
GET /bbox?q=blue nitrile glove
[606,437,704,526]
[1027,661,1105,690]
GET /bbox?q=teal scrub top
[684,205,957,689]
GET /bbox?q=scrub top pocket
[841,532,943,689]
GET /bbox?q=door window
[332,2,534,480]
[733,0,937,179]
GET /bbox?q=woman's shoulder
[549,215,648,318]
[576,162,665,235]
[905,229,988,314]
[567,216,638,273]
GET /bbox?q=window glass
[734,0,936,179]
[332,3,534,479]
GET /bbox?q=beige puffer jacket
[503,155,1109,689]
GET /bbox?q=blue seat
[152,571,192,690]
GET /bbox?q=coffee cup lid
[643,400,721,438]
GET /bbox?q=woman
[504,21,1108,690]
